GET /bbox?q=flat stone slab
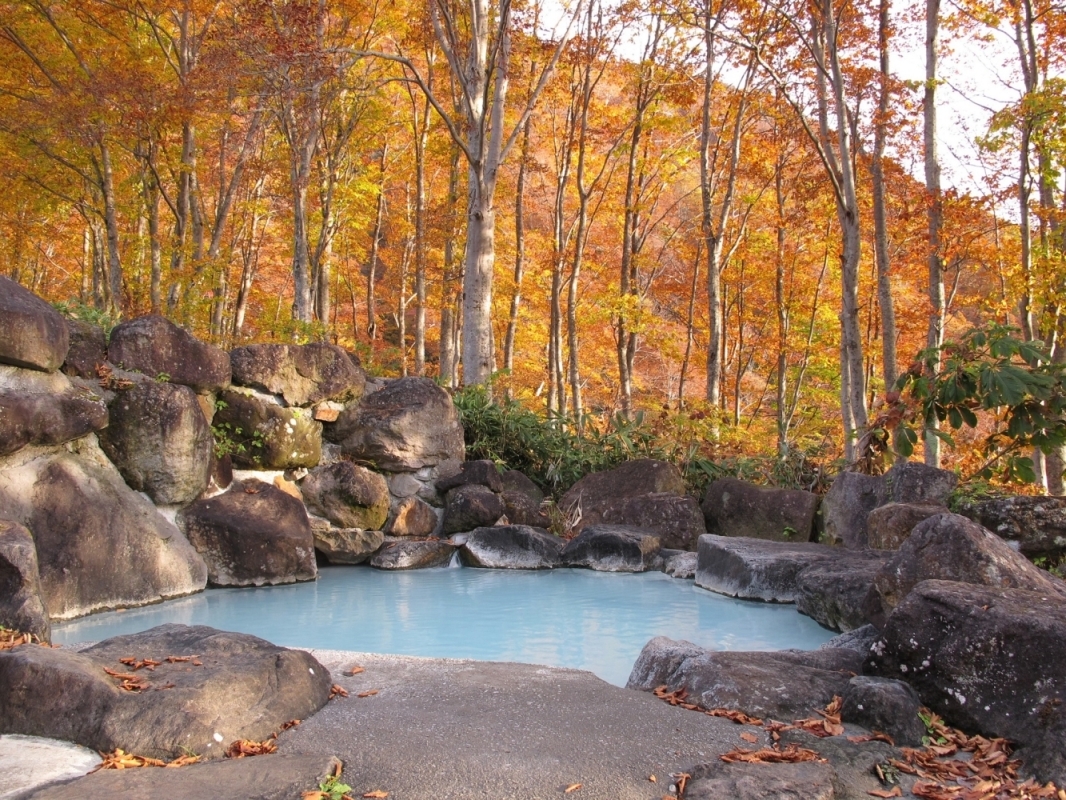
[0,735,100,800]
[27,754,340,800]
[685,760,836,799]
[695,534,838,602]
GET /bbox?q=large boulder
[560,525,661,572]
[865,580,1066,784]
[599,493,706,551]
[958,495,1066,560]
[0,519,50,641]
[229,343,365,407]
[436,459,504,494]
[795,550,891,632]
[97,379,213,505]
[177,479,317,587]
[820,472,883,549]
[60,318,108,379]
[0,277,69,372]
[458,525,564,569]
[213,389,321,469]
[386,496,439,537]
[840,675,924,747]
[0,439,207,620]
[695,534,836,602]
[499,470,550,528]
[701,478,819,544]
[0,624,331,760]
[821,461,958,548]
[441,484,505,535]
[558,459,686,532]
[627,636,862,721]
[300,461,389,530]
[866,502,947,550]
[311,527,384,565]
[369,539,456,570]
[107,315,230,394]
[326,377,464,472]
[0,377,108,457]
[865,512,1066,626]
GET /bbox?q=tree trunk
[872,0,897,396]
[367,145,389,342]
[923,0,945,467]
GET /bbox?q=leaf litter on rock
[93,748,201,771]
[652,685,1065,799]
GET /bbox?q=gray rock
[958,495,1066,559]
[561,525,662,572]
[840,675,923,747]
[97,379,213,505]
[501,469,544,504]
[864,580,1066,785]
[370,539,456,570]
[702,478,820,543]
[559,459,686,533]
[820,472,884,549]
[866,502,947,550]
[775,728,904,800]
[818,624,879,657]
[0,519,50,641]
[300,461,389,530]
[600,492,706,551]
[501,489,551,528]
[459,525,564,569]
[695,534,837,602]
[230,343,365,407]
[60,318,107,379]
[796,551,891,632]
[0,383,108,457]
[312,528,384,565]
[27,753,340,800]
[663,550,698,579]
[214,389,322,470]
[436,459,504,494]
[684,761,836,800]
[388,472,422,498]
[627,636,862,721]
[866,512,1066,627]
[386,496,438,537]
[177,479,317,587]
[441,484,505,535]
[0,624,331,760]
[107,314,230,393]
[882,460,957,506]
[0,439,207,620]
[0,277,69,373]
[327,377,465,472]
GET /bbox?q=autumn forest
[1,0,1064,490]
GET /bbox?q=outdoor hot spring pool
[53,566,834,686]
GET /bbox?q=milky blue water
[53,565,834,686]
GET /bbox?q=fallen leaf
[720,743,826,765]
[301,793,328,800]
[344,665,365,676]
[93,749,192,771]
[706,708,763,726]
[280,719,301,731]
[739,732,759,744]
[357,689,379,698]
[164,754,201,768]
[648,774,656,783]
[330,684,349,699]
[225,738,277,758]
[867,788,902,798]
[565,783,582,793]
[362,791,388,798]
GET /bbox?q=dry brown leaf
[330,684,349,699]
[357,689,379,698]
[867,787,902,798]
[301,793,328,800]
[720,743,826,765]
[224,738,277,758]
[674,773,690,796]
[164,754,201,768]
[280,719,301,731]
[648,774,656,783]
[848,732,895,746]
[739,732,759,743]
[344,665,365,676]
[93,749,190,771]
[706,708,763,725]
[362,791,388,798]
[565,783,582,793]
